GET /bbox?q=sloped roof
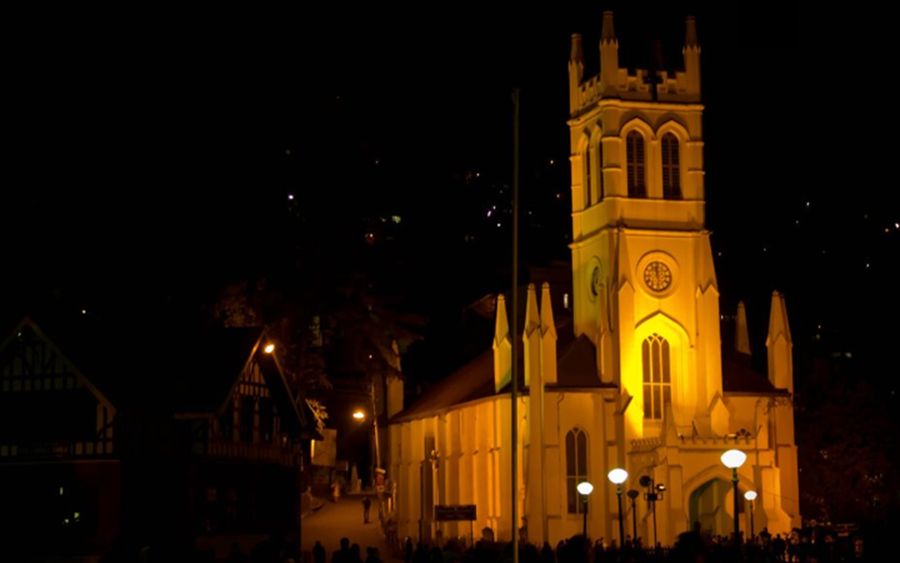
[553,334,606,388]
[2,314,308,434]
[171,326,264,413]
[392,319,609,424]
[722,354,786,395]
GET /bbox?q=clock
[590,266,601,298]
[643,261,672,292]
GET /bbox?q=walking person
[362,495,372,523]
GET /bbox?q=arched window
[584,145,592,208]
[661,133,682,199]
[642,334,672,420]
[626,131,646,198]
[597,141,604,201]
[566,428,589,514]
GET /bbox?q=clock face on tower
[590,266,601,298]
[643,261,672,292]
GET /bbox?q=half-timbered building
[0,316,308,558]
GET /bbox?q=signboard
[435,504,477,521]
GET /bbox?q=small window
[627,131,647,198]
[240,397,255,442]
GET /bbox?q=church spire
[540,283,558,385]
[599,11,620,98]
[685,15,700,48]
[766,291,793,392]
[524,284,541,389]
[601,10,617,43]
[683,15,701,96]
[493,294,512,393]
[569,34,585,113]
[524,283,540,338]
[735,301,752,356]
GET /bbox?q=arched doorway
[689,479,745,538]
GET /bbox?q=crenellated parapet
[569,12,701,118]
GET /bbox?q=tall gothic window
[627,131,647,198]
[585,145,592,208]
[597,141,604,201]
[566,428,589,514]
[642,334,672,420]
[661,133,682,199]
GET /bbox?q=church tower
[568,13,718,439]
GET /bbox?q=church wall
[723,396,759,436]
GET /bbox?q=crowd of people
[89,524,867,562]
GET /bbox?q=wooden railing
[202,439,300,467]
[0,439,115,460]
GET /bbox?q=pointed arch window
[566,428,589,514]
[661,133,682,199]
[642,334,672,420]
[626,131,647,198]
[584,144,592,208]
[597,141,604,201]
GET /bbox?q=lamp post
[721,449,747,544]
[608,469,628,547]
[577,481,593,538]
[744,491,757,543]
[626,490,639,543]
[639,476,665,548]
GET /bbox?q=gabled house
[0,315,310,559]
[0,316,121,556]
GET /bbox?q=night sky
[2,3,896,407]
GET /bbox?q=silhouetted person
[333,537,352,563]
[363,495,372,523]
[365,546,383,563]
[313,541,327,563]
[226,542,249,563]
[404,537,414,563]
[350,543,363,563]
[540,542,555,563]
[413,542,428,563]
[671,530,709,563]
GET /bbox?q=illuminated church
[387,12,800,547]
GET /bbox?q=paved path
[301,493,401,561]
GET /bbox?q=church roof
[552,333,605,388]
[722,354,787,395]
[391,319,609,424]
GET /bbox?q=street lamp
[744,490,757,542]
[608,468,628,547]
[577,481,593,538]
[721,449,747,543]
[352,410,366,421]
[639,476,665,548]
[626,490,639,543]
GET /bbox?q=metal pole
[371,382,381,471]
[511,87,520,563]
[616,487,625,547]
[582,496,588,538]
[652,497,657,548]
[732,468,740,543]
[749,499,754,542]
[631,497,637,543]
